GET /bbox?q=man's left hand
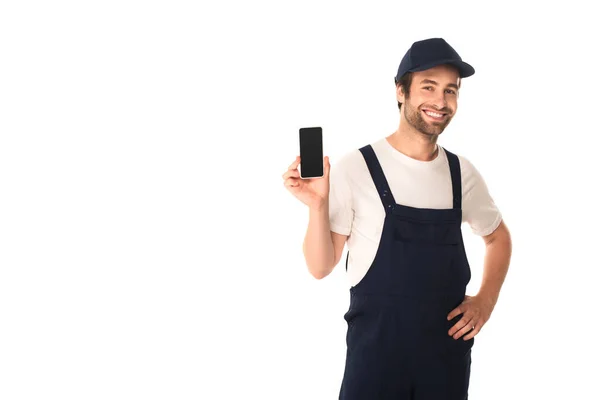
[447,294,494,341]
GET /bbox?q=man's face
[397,64,461,137]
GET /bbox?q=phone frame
[299,127,324,179]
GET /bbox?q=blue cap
[395,38,475,83]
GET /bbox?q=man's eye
[423,86,433,91]
[446,89,457,95]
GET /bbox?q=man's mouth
[422,109,447,121]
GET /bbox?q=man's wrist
[309,198,329,213]
[476,288,499,309]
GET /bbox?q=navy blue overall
[339,145,474,400]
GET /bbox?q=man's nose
[431,93,448,110]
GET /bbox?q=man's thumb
[324,156,331,177]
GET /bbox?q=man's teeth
[425,111,443,118]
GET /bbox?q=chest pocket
[393,218,461,246]
[391,216,468,295]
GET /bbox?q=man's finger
[462,321,482,341]
[288,156,300,170]
[452,318,476,340]
[448,314,472,336]
[284,178,300,188]
[282,169,300,180]
[447,306,463,321]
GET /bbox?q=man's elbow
[307,263,334,280]
[306,256,336,279]
[302,244,336,279]
[310,270,328,280]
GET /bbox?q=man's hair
[395,72,413,112]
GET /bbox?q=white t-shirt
[329,137,503,287]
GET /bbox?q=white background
[1,1,599,399]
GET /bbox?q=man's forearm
[477,223,512,307]
[302,200,335,279]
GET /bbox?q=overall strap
[443,147,462,210]
[345,251,349,271]
[358,145,396,214]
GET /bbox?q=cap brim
[409,58,475,78]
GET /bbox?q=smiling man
[283,38,512,399]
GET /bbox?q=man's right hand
[282,156,330,210]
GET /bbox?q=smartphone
[299,127,324,179]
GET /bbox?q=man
[282,38,512,399]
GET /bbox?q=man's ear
[396,84,405,104]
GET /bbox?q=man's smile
[422,109,448,121]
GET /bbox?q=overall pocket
[393,219,464,294]
[443,313,475,357]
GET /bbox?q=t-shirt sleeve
[460,156,503,236]
[328,156,354,236]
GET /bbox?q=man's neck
[386,124,439,162]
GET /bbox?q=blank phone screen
[299,127,323,178]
